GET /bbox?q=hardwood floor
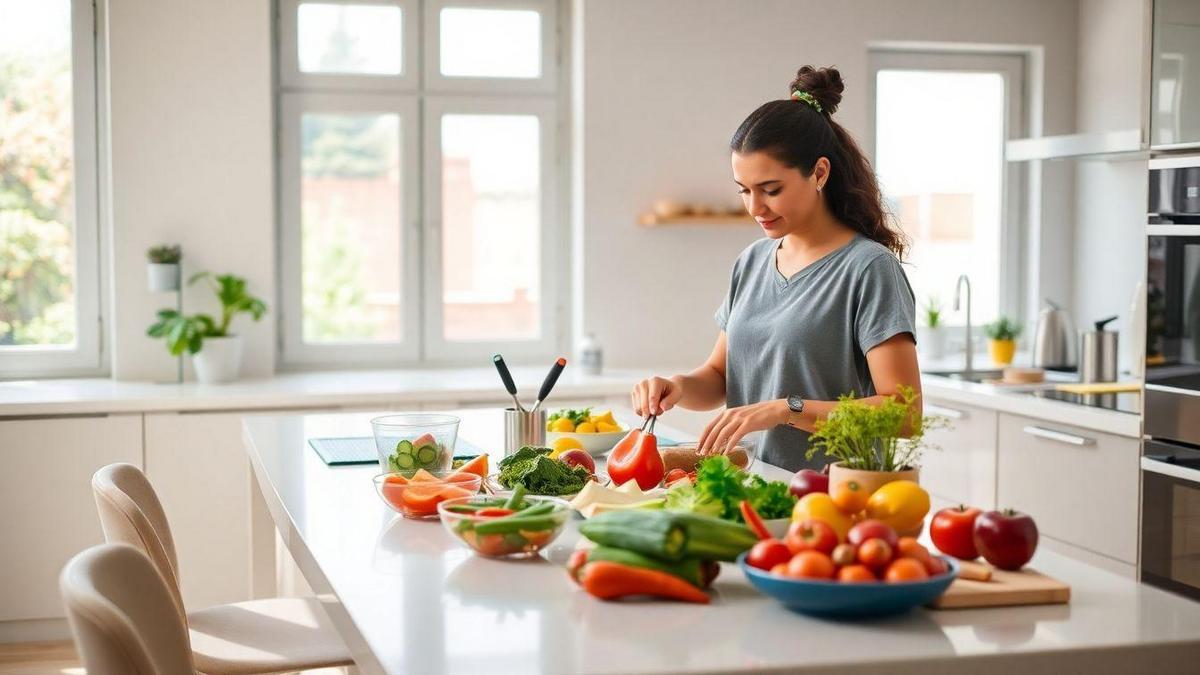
[0,641,81,675]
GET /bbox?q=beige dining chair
[92,463,353,674]
[61,543,196,675]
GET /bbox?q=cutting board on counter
[930,564,1070,609]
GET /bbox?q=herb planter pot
[989,338,1017,365]
[146,263,180,292]
[917,326,947,359]
[827,462,923,536]
[192,335,242,384]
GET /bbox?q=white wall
[578,0,1081,370]
[106,0,274,381]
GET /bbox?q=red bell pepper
[739,500,772,540]
[607,419,665,490]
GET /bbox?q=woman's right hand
[632,376,684,417]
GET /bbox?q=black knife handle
[537,358,567,404]
[493,354,518,396]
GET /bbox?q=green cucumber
[586,546,705,587]
[416,443,437,466]
[579,512,688,561]
[395,439,414,455]
[392,453,415,470]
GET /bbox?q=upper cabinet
[1152,0,1200,149]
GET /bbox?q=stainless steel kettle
[1032,299,1075,369]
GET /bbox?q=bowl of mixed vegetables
[374,469,482,520]
[371,413,459,474]
[439,487,571,558]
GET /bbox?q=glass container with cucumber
[371,413,460,474]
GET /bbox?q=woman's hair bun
[788,65,844,115]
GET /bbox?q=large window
[279,0,560,366]
[872,52,1024,328]
[0,0,101,377]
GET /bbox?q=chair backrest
[91,463,184,615]
[60,543,195,675]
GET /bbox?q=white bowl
[546,430,627,457]
[765,518,791,539]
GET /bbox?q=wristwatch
[785,394,805,427]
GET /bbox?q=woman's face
[731,151,828,238]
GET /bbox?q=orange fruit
[830,479,870,515]
[884,557,930,583]
[836,564,878,583]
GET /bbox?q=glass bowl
[373,470,482,520]
[437,494,571,558]
[371,413,460,474]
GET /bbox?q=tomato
[520,529,553,548]
[831,479,870,515]
[607,429,665,490]
[857,538,894,571]
[475,507,515,518]
[831,543,857,567]
[785,551,835,579]
[837,564,878,583]
[665,468,688,484]
[896,537,932,566]
[791,493,853,542]
[769,562,790,577]
[884,557,930,582]
[784,519,838,555]
[930,505,982,560]
[973,509,1039,571]
[746,539,793,571]
[473,533,510,557]
[925,556,949,576]
[864,480,930,533]
[847,520,899,549]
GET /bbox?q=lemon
[576,422,598,434]
[594,410,616,426]
[550,436,584,458]
[551,417,575,433]
[864,480,930,533]
[596,421,621,433]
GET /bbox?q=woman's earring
[817,183,824,192]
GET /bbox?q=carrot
[567,549,589,584]
[580,561,710,604]
[739,500,772,541]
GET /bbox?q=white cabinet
[0,414,142,621]
[145,411,254,610]
[919,399,997,509]
[997,412,1139,565]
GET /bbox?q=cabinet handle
[1022,425,1094,446]
[926,404,966,420]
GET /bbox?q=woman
[631,65,921,472]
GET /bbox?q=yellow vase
[989,339,1016,365]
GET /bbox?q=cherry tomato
[884,557,930,582]
[769,562,790,577]
[747,539,793,571]
[785,519,838,555]
[837,564,878,583]
[896,537,932,566]
[830,479,870,515]
[925,556,950,576]
[831,543,857,567]
[857,538,894,571]
[475,507,515,518]
[930,505,982,560]
[847,519,899,549]
[786,550,836,579]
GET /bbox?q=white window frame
[279,92,422,366]
[422,96,558,363]
[277,0,563,368]
[279,0,420,92]
[423,0,558,94]
[867,49,1026,326]
[0,0,105,378]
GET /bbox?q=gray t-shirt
[715,235,916,472]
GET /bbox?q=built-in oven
[1144,155,1200,599]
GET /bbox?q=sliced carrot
[739,500,772,540]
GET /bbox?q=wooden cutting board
[929,564,1070,609]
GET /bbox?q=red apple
[973,509,1039,571]
[785,519,838,555]
[557,449,595,475]
[847,519,899,549]
[930,505,982,560]
[790,468,829,499]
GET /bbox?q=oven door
[1141,440,1200,600]
[1146,228,1200,441]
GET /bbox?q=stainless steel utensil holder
[504,407,547,455]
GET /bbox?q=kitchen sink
[922,368,1077,388]
[921,368,1008,384]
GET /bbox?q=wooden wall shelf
[638,213,754,227]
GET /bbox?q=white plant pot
[192,335,242,384]
[147,263,180,292]
[918,325,947,360]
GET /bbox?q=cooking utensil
[492,354,524,412]
[528,357,567,414]
[1032,299,1076,369]
[1080,315,1119,383]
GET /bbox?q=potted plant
[983,316,1022,366]
[146,244,182,292]
[805,385,945,497]
[917,295,946,359]
[147,272,267,383]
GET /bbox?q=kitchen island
[244,408,1200,675]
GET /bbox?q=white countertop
[243,408,1197,675]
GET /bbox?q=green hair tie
[790,90,823,114]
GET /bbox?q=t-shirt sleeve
[854,254,917,354]
[714,249,748,330]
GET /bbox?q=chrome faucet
[954,274,973,373]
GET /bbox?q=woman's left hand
[697,399,789,455]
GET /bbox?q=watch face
[788,394,804,412]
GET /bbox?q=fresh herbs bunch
[147,272,267,355]
[664,455,796,521]
[983,316,1022,341]
[922,296,942,328]
[147,244,182,264]
[806,385,945,472]
[548,408,592,427]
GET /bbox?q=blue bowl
[738,553,959,618]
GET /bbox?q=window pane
[0,0,76,348]
[875,70,1005,324]
[441,114,540,341]
[301,113,402,343]
[439,8,540,78]
[297,3,403,75]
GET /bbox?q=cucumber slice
[416,443,438,466]
[392,452,415,470]
[395,439,414,456]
